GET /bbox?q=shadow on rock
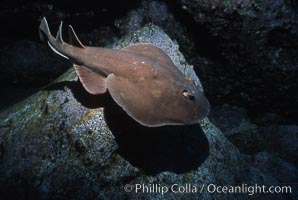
[0,176,40,200]
[46,80,210,175]
[104,94,210,175]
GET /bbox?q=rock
[269,125,298,165]
[115,0,195,57]
[0,134,3,162]
[0,40,70,86]
[252,152,298,199]
[0,24,279,200]
[178,0,298,119]
[211,107,298,167]
[0,40,71,110]
[209,104,251,134]
[0,87,40,111]
[253,112,286,126]
[208,104,259,154]
[209,105,298,173]
[252,125,298,166]
[0,0,136,42]
[253,152,298,183]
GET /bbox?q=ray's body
[39,17,210,127]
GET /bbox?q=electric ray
[39,17,210,127]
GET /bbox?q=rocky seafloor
[0,0,297,199]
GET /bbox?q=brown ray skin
[39,17,210,127]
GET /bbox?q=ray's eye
[186,77,195,85]
[182,89,195,101]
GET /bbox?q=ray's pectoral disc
[39,17,210,127]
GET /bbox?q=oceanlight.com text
[123,183,292,196]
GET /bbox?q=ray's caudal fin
[39,17,84,59]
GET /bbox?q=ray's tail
[39,17,69,59]
[39,17,65,45]
[38,17,84,59]
[39,17,84,48]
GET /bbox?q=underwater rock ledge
[0,24,279,200]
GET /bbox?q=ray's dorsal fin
[122,43,177,70]
[68,25,84,48]
[74,64,106,94]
